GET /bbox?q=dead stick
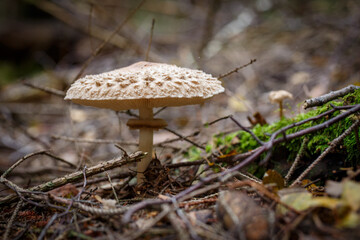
[0,151,145,206]
[218,59,257,79]
[291,120,360,186]
[303,85,359,109]
[3,199,23,240]
[285,137,309,184]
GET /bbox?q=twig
[52,135,138,146]
[105,172,119,203]
[171,198,201,240]
[303,85,359,109]
[77,166,88,199]
[218,59,257,79]
[49,194,128,216]
[145,18,155,61]
[205,115,232,126]
[3,199,23,240]
[0,151,145,206]
[291,120,360,186]
[153,106,167,116]
[229,115,264,145]
[43,151,77,168]
[162,204,190,240]
[1,150,75,178]
[164,127,205,150]
[23,81,65,97]
[285,137,309,185]
[155,131,200,146]
[73,172,133,187]
[158,115,231,147]
[165,150,254,169]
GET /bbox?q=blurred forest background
[0,0,359,182]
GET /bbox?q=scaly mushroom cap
[268,90,293,103]
[65,61,224,110]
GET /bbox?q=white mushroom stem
[137,107,154,184]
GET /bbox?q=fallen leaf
[263,169,285,191]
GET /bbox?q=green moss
[189,89,360,167]
[184,146,202,162]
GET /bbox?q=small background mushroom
[269,90,293,119]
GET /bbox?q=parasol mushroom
[65,61,224,183]
[269,90,293,119]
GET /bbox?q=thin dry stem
[218,59,257,79]
[145,18,155,61]
[291,120,360,186]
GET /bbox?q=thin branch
[0,151,145,206]
[164,127,205,150]
[218,59,257,79]
[205,115,232,126]
[303,85,359,109]
[162,204,190,240]
[171,198,200,240]
[153,106,167,116]
[1,150,75,178]
[23,81,66,97]
[105,172,119,203]
[156,131,200,146]
[49,194,128,216]
[291,120,360,186]
[285,137,309,184]
[145,18,155,61]
[52,135,138,146]
[229,115,264,145]
[3,199,23,240]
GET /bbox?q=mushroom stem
[137,107,154,184]
[279,101,283,119]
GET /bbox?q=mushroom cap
[65,61,224,110]
[268,90,293,103]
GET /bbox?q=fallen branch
[303,85,359,109]
[0,151,145,206]
[291,119,360,186]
